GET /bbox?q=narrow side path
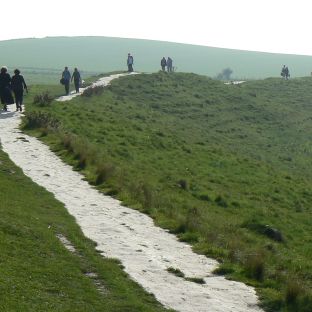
[56,72,138,101]
[0,74,263,312]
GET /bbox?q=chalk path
[0,73,263,312]
[56,72,138,102]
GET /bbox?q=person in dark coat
[61,66,71,95]
[167,57,173,72]
[0,66,14,111]
[127,53,134,72]
[71,68,81,93]
[11,69,28,112]
[284,66,290,80]
[161,57,167,71]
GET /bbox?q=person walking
[281,65,290,80]
[281,65,286,78]
[71,68,81,93]
[285,66,290,80]
[11,69,28,112]
[62,66,71,95]
[0,66,14,111]
[167,57,173,72]
[127,53,134,72]
[161,57,167,71]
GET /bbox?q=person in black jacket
[61,66,71,95]
[71,68,81,93]
[0,66,14,111]
[11,69,28,112]
[127,53,134,72]
[161,57,167,71]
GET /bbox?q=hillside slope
[22,72,312,311]
[1,36,312,81]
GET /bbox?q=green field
[20,72,312,311]
[2,36,312,83]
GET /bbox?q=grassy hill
[22,72,312,311]
[2,36,312,83]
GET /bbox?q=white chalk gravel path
[56,72,138,102]
[0,73,263,312]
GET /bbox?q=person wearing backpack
[11,69,28,112]
[280,65,286,78]
[61,66,71,95]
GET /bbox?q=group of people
[281,65,290,80]
[60,67,82,95]
[0,59,295,113]
[0,66,28,112]
[127,53,175,74]
[160,57,173,72]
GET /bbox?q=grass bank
[0,148,171,311]
[23,72,312,311]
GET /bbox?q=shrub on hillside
[198,193,211,201]
[82,85,104,97]
[177,179,188,190]
[285,280,304,305]
[33,91,54,106]
[95,163,116,185]
[61,133,74,152]
[24,111,60,130]
[216,68,233,80]
[241,220,284,242]
[215,195,228,208]
[244,252,265,281]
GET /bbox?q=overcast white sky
[1,0,311,55]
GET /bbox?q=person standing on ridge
[62,66,71,95]
[285,66,290,80]
[127,53,134,72]
[281,65,286,78]
[167,57,173,72]
[0,66,14,111]
[71,68,81,93]
[11,69,28,112]
[161,57,167,71]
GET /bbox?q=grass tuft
[285,280,304,305]
[82,85,105,97]
[244,252,265,281]
[33,91,54,106]
[95,163,116,185]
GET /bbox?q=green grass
[22,72,312,311]
[0,149,171,311]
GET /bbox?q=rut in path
[0,73,263,312]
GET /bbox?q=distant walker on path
[281,65,290,80]
[11,69,28,112]
[127,53,134,72]
[0,66,14,111]
[61,66,71,95]
[167,57,173,72]
[71,68,81,93]
[161,57,167,71]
